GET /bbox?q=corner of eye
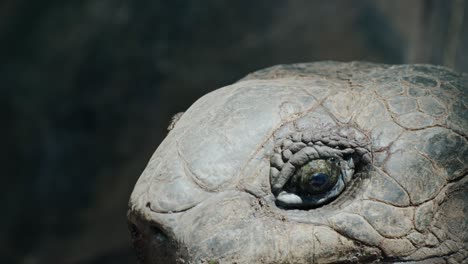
[347,157,354,168]
[271,184,283,195]
[167,112,185,132]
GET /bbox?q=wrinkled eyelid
[269,127,371,209]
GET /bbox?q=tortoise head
[128,62,468,263]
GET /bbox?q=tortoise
[127,61,468,263]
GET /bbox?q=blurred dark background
[1,0,467,263]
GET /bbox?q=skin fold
[128,61,468,263]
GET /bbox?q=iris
[296,158,341,194]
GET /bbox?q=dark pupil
[308,173,329,189]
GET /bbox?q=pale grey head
[128,61,468,263]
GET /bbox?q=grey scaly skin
[127,61,468,264]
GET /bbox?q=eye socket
[269,128,370,210]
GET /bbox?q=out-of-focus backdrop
[1,0,467,263]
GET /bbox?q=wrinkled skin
[128,62,468,263]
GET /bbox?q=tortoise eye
[269,128,370,210]
[274,155,351,209]
[296,159,341,194]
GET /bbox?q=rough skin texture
[128,61,468,263]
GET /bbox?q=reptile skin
[128,61,468,263]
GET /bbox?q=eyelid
[270,127,370,209]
